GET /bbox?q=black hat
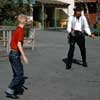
[73,6,82,11]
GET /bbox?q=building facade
[32,0,71,28]
[75,0,97,27]
[55,0,75,16]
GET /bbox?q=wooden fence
[0,26,35,54]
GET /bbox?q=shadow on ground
[62,58,83,65]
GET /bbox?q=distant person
[66,6,95,70]
[5,14,29,99]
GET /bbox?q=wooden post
[3,30,6,47]
[54,8,57,28]
[41,3,45,29]
[6,30,9,54]
[6,30,12,54]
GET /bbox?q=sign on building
[31,0,36,4]
[14,0,36,4]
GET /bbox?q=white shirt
[67,15,91,35]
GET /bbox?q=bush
[3,19,18,26]
[97,23,100,30]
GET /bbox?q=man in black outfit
[66,6,95,69]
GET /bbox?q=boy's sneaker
[15,88,24,95]
[5,92,19,99]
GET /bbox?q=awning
[36,0,70,8]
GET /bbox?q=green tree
[0,0,31,25]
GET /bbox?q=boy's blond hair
[17,14,27,22]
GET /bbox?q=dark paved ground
[0,30,100,100]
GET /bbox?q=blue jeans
[8,50,25,91]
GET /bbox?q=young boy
[5,14,28,99]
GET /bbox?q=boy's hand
[89,34,96,39]
[23,55,28,64]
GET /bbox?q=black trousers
[67,32,86,65]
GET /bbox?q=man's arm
[83,16,96,38]
[67,16,73,33]
[18,41,28,64]
[83,16,91,35]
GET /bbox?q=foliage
[0,0,9,8]
[3,18,18,26]
[97,24,100,30]
[0,0,31,25]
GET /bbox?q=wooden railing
[0,26,35,54]
[0,26,15,54]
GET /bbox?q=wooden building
[32,0,69,28]
[75,0,97,27]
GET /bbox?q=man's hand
[89,34,96,39]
